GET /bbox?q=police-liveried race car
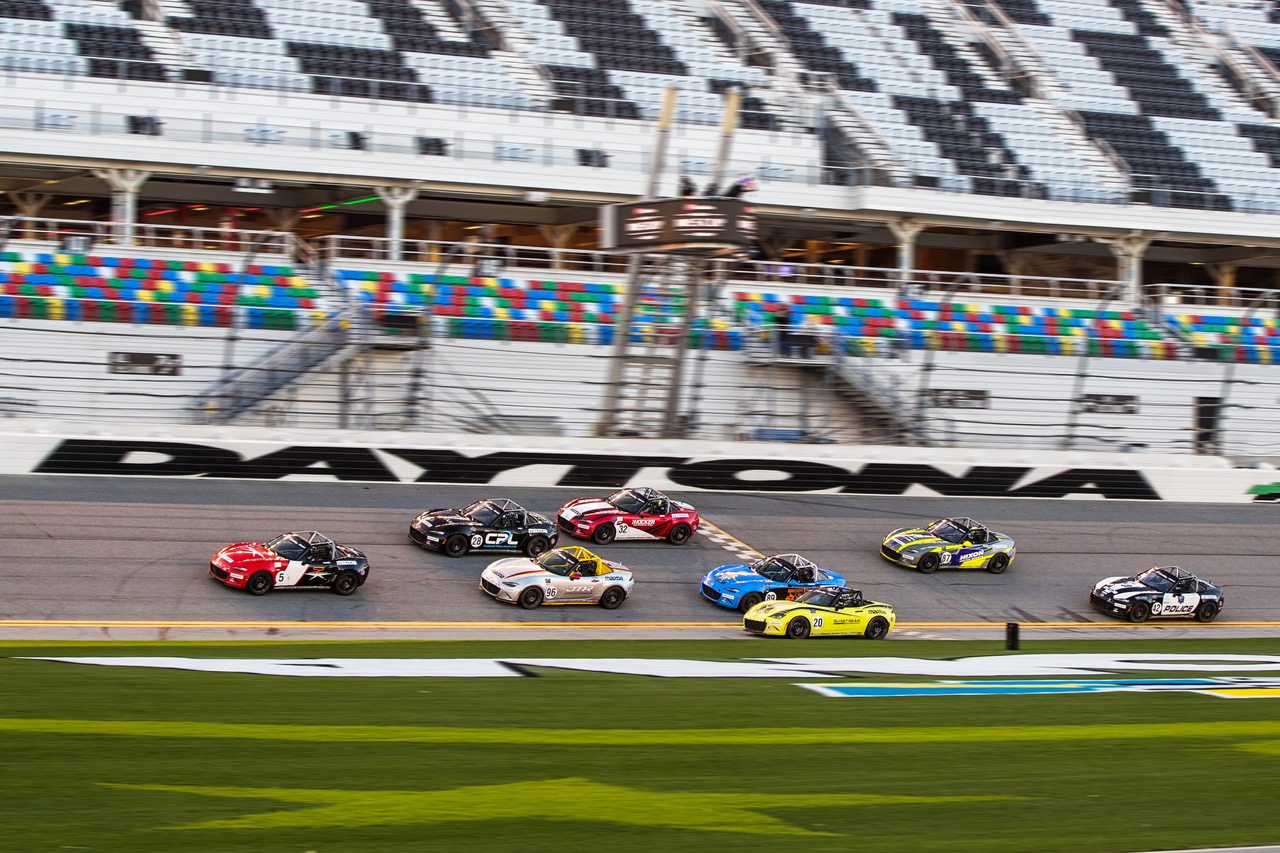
[881,517,1015,574]
[479,545,633,609]
[557,487,698,545]
[410,498,558,557]
[1091,566,1225,623]
[701,554,845,612]
[743,586,896,639]
[210,531,369,596]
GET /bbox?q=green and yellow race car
[743,586,895,639]
[880,516,1015,574]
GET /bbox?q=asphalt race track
[2,474,1278,638]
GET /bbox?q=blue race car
[700,554,845,612]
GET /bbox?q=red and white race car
[209,531,369,596]
[556,487,699,546]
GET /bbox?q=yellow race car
[743,586,895,639]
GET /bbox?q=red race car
[209,531,370,596]
[556,487,699,546]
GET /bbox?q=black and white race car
[409,498,558,558]
[1090,566,1225,623]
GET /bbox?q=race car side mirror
[570,572,581,580]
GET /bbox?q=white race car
[479,545,634,610]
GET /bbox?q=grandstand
[4,0,1280,454]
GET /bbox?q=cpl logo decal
[470,534,484,549]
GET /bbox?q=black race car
[409,498,558,558]
[1091,566,1225,623]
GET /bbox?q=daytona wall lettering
[31,439,1162,500]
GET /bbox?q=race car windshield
[751,558,792,582]
[265,534,308,560]
[928,519,968,543]
[536,551,578,576]
[796,589,838,607]
[606,490,646,513]
[464,501,500,526]
[1137,568,1175,592]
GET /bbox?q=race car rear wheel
[524,535,551,557]
[598,586,626,610]
[738,592,763,613]
[245,571,273,596]
[667,524,692,546]
[592,523,616,545]
[785,617,811,639]
[918,553,940,574]
[1195,601,1220,623]
[444,535,469,558]
[986,553,1009,574]
[864,616,890,640]
[1127,601,1152,623]
[331,570,360,596]
[518,587,543,609]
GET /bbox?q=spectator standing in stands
[679,175,698,197]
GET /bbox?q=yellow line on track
[2,619,1280,629]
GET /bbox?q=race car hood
[559,499,622,521]
[1093,576,1147,598]
[413,510,472,529]
[705,565,769,588]
[483,557,544,580]
[746,600,815,620]
[336,545,366,562]
[883,528,944,550]
[212,542,284,568]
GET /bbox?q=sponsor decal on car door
[275,561,310,587]
[1154,592,1200,617]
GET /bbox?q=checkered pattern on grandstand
[6,0,1280,206]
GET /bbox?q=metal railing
[1,216,299,255]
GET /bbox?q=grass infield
[3,637,1280,852]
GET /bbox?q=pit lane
[2,475,1278,639]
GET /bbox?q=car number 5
[276,570,287,584]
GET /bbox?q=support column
[92,168,150,246]
[1207,262,1238,308]
[264,207,300,231]
[6,191,51,239]
[1100,233,1151,306]
[376,184,419,261]
[537,224,577,269]
[888,217,924,296]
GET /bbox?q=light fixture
[233,178,274,194]
[302,213,324,219]
[63,199,91,206]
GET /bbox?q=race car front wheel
[864,616,890,640]
[444,535,469,558]
[1127,601,1152,623]
[245,571,273,596]
[331,571,359,596]
[592,524,616,545]
[785,617,811,639]
[667,524,692,546]
[986,554,1009,574]
[738,592,763,613]
[598,586,626,610]
[524,535,550,557]
[918,553,940,574]
[1195,601,1220,623]
[518,587,543,609]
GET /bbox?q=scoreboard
[599,198,757,254]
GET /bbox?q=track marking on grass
[102,779,1008,835]
[7,718,1280,744]
[698,520,764,561]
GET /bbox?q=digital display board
[599,198,757,254]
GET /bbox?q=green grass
[3,638,1280,853]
